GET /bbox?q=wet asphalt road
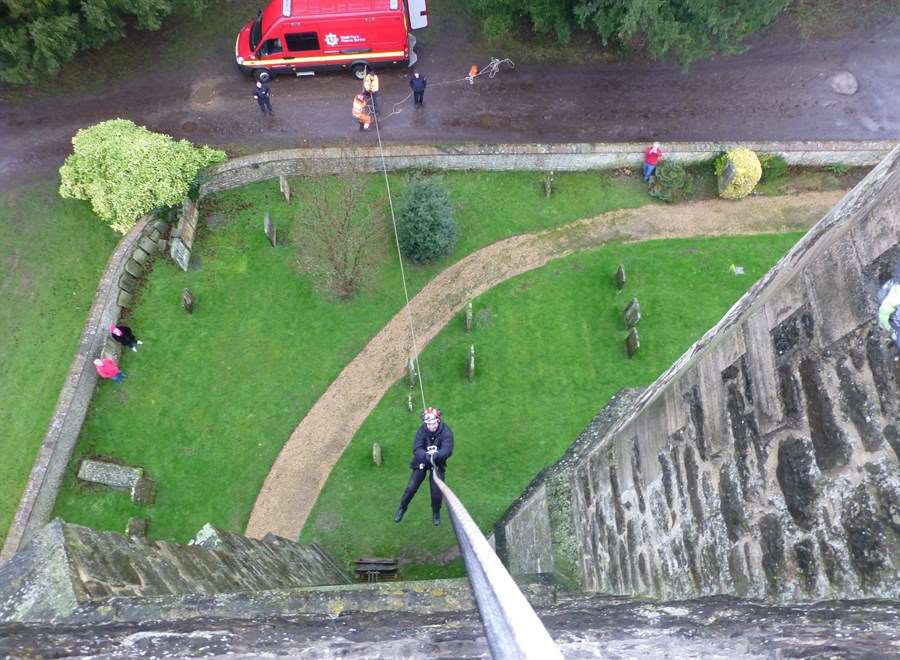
[1,7,899,191]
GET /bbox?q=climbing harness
[367,57,515,413]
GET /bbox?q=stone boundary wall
[0,218,170,565]
[168,140,896,270]
[493,147,900,602]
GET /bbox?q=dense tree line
[0,0,203,84]
[463,0,791,65]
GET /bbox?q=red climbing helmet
[423,407,441,429]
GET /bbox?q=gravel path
[245,190,845,540]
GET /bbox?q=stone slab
[123,259,143,279]
[131,477,156,505]
[77,460,143,492]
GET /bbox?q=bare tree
[291,155,384,299]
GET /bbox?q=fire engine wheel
[350,63,369,80]
[254,69,273,83]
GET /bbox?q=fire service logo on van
[324,33,339,46]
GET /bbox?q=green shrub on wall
[397,176,458,264]
[59,119,226,233]
[717,147,762,200]
[648,161,693,203]
[759,153,788,184]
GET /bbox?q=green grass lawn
[0,181,120,549]
[51,170,652,542]
[300,232,803,577]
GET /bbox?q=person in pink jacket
[93,357,127,382]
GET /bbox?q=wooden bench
[354,557,399,582]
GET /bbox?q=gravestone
[407,358,418,389]
[372,442,382,467]
[407,391,414,412]
[279,175,292,202]
[264,213,277,247]
[624,297,641,328]
[78,459,142,492]
[543,171,555,198]
[718,160,737,196]
[182,288,195,314]
[615,264,626,289]
[170,237,191,272]
[626,327,640,358]
[465,301,474,332]
[126,517,149,540]
[466,344,476,381]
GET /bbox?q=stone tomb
[77,459,156,504]
[624,297,641,328]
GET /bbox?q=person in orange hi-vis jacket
[352,93,371,131]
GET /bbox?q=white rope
[360,56,514,413]
[369,101,428,412]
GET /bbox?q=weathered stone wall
[0,219,170,566]
[0,520,352,623]
[495,148,900,601]
[168,140,895,270]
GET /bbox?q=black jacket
[110,325,137,346]
[254,84,271,101]
[409,75,426,93]
[410,421,453,469]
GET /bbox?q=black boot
[394,507,406,523]
[432,511,440,526]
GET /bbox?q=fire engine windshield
[250,12,263,51]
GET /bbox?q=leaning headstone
[182,288,194,314]
[407,391,414,412]
[131,476,157,505]
[126,517,149,540]
[543,171,555,198]
[624,297,641,328]
[626,327,640,358]
[263,213,277,247]
[465,301,474,332]
[279,175,292,202]
[372,442,382,467]
[615,264,626,289]
[466,344,476,381]
[407,358,418,389]
[170,237,191,272]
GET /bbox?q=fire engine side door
[406,0,427,29]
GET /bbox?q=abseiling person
[394,407,454,527]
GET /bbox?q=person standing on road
[109,323,143,352]
[363,69,380,115]
[394,407,454,527]
[94,357,127,383]
[253,80,274,115]
[643,142,663,183]
[409,71,426,107]
[352,93,372,131]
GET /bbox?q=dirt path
[245,190,844,540]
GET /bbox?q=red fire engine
[235,0,428,82]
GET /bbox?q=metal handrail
[431,465,563,660]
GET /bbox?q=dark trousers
[400,465,445,513]
[257,98,273,114]
[413,91,424,105]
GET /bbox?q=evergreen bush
[59,119,225,234]
[648,161,693,203]
[759,154,788,184]
[397,177,457,263]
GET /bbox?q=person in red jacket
[93,357,127,382]
[643,142,663,183]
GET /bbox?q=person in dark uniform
[394,407,454,526]
[253,80,273,115]
[409,71,426,107]
[108,323,143,352]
